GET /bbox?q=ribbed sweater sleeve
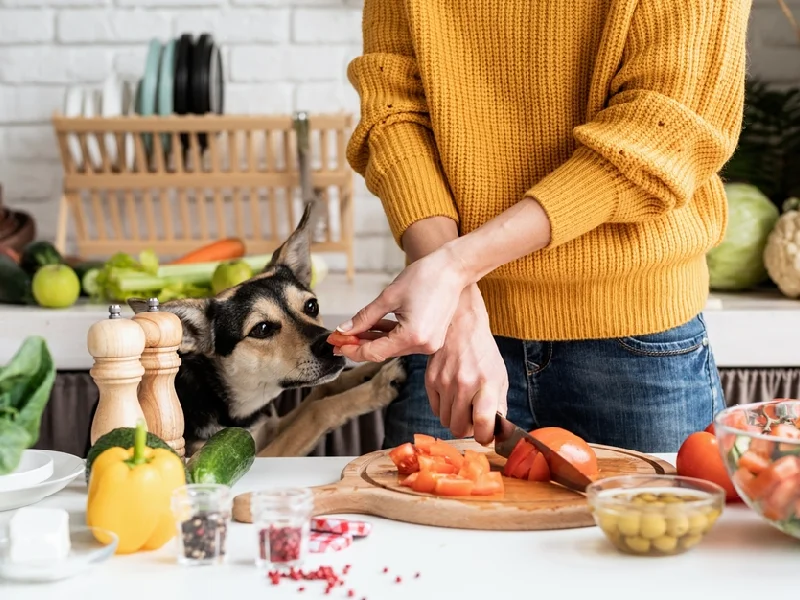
[526,0,749,249]
[345,0,458,247]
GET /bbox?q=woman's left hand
[334,245,470,363]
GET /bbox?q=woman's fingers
[472,384,504,445]
[337,292,394,336]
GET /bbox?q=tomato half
[531,427,599,479]
[389,443,419,474]
[434,476,474,497]
[676,431,739,501]
[472,472,504,496]
[326,332,361,347]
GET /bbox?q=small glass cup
[251,487,313,572]
[170,484,232,566]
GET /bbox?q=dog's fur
[128,201,405,458]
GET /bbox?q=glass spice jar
[251,487,313,572]
[170,483,232,566]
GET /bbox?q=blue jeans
[383,313,724,454]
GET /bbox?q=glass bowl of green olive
[586,474,725,556]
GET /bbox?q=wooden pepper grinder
[132,298,185,457]
[88,304,147,445]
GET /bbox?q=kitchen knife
[493,412,594,493]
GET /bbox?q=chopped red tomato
[761,474,800,521]
[388,443,419,475]
[326,332,361,347]
[429,440,465,469]
[749,437,776,458]
[748,455,800,501]
[413,433,436,453]
[418,455,457,474]
[739,450,771,475]
[457,460,485,482]
[472,472,505,496]
[400,473,418,488]
[434,476,474,497]
[411,470,442,494]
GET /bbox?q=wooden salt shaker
[88,304,146,445]
[132,298,185,457]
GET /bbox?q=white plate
[123,80,137,171]
[63,87,84,169]
[0,525,117,583]
[0,451,54,493]
[101,74,124,166]
[0,452,84,513]
[82,89,103,170]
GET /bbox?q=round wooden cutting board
[232,439,675,531]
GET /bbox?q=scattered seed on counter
[179,511,227,562]
[395,576,402,583]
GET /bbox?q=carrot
[169,238,246,265]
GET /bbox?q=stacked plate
[0,450,84,512]
[62,33,225,171]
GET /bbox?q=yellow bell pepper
[86,420,186,554]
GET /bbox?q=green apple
[211,260,253,295]
[32,264,81,308]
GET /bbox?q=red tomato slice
[410,470,442,494]
[749,437,775,458]
[527,450,551,482]
[472,472,505,496]
[761,474,800,522]
[389,443,419,474]
[512,449,536,479]
[503,439,534,477]
[413,433,436,453]
[739,450,771,475]
[417,455,457,474]
[429,441,465,469]
[326,332,361,347]
[400,473,418,487]
[434,476,474,497]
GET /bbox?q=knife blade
[493,412,594,493]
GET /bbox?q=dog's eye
[304,298,319,317]
[249,321,280,339]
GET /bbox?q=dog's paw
[372,358,407,393]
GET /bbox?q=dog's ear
[268,198,318,287]
[127,298,214,355]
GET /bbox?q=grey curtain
[34,368,798,458]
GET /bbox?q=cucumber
[85,426,187,483]
[731,435,751,462]
[0,254,34,305]
[19,241,64,276]
[186,427,256,487]
[72,262,103,297]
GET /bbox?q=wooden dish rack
[51,112,355,279]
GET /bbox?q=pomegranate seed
[414,572,421,578]
[395,576,402,583]
[347,591,355,598]
[382,567,389,573]
[298,587,305,593]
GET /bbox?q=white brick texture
[1,1,799,273]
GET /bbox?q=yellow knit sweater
[346,0,751,341]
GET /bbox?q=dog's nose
[311,333,336,360]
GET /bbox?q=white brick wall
[0,0,798,274]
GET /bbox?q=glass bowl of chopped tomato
[713,399,800,540]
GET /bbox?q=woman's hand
[425,284,508,445]
[334,245,471,363]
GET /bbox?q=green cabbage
[707,183,780,290]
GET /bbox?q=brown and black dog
[129,200,405,458]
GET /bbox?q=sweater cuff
[525,146,628,249]
[368,150,459,247]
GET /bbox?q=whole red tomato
[676,431,740,502]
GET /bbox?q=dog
[128,200,405,458]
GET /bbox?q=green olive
[665,514,689,537]
[625,536,651,553]
[688,513,709,536]
[640,513,667,540]
[639,493,659,503]
[703,508,721,533]
[597,511,619,534]
[618,510,642,536]
[681,534,703,549]
[632,496,648,506]
[658,494,681,503]
[652,535,678,553]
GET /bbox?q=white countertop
[1,453,797,600]
[1,273,799,369]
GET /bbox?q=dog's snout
[311,332,336,360]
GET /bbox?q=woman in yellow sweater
[336,0,751,453]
